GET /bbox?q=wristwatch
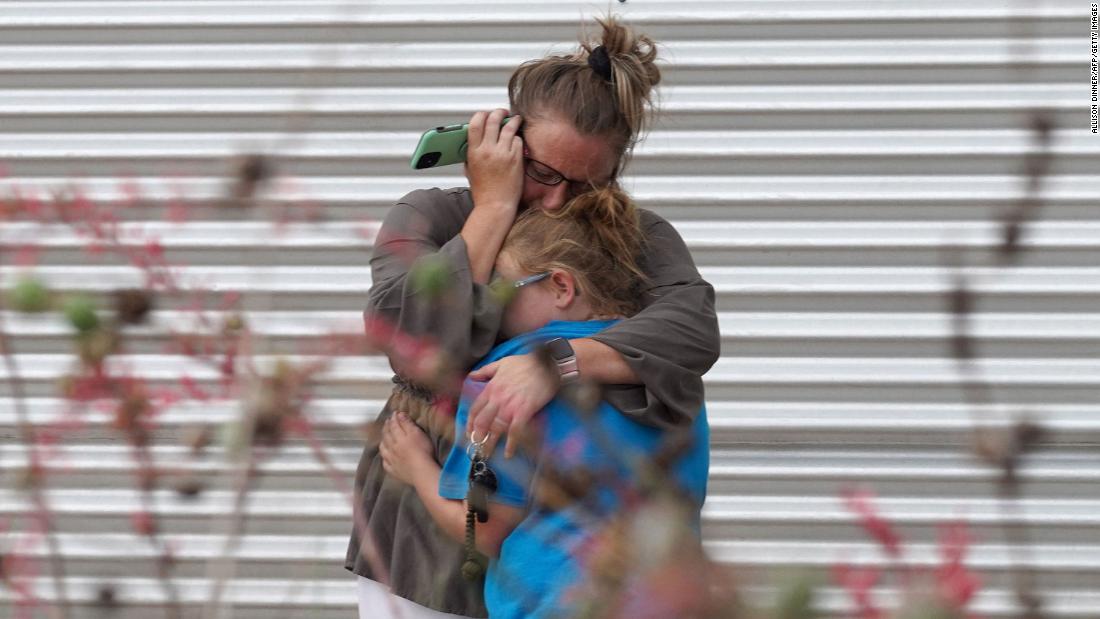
[544,338,580,385]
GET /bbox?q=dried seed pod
[174,475,204,499]
[113,288,154,325]
[229,153,273,200]
[1014,417,1046,452]
[95,584,119,609]
[252,408,285,447]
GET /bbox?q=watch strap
[545,338,580,384]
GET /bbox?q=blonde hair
[502,186,647,317]
[508,15,661,176]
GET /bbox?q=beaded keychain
[462,430,498,580]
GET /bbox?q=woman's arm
[584,212,720,426]
[367,110,524,373]
[460,109,524,284]
[367,191,506,374]
[466,210,720,454]
[569,338,638,383]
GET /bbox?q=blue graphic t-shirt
[439,320,710,619]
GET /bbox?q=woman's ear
[549,270,577,309]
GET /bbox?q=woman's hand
[465,109,524,213]
[466,352,559,459]
[379,413,438,486]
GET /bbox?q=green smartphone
[410,117,513,170]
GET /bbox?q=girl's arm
[381,414,523,557]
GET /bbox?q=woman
[346,15,720,619]
[379,187,710,619]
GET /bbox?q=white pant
[357,576,475,619]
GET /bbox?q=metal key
[467,440,498,524]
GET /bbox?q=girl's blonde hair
[508,15,661,176]
[502,186,647,317]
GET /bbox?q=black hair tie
[588,45,614,83]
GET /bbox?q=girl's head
[495,186,647,337]
[511,16,661,212]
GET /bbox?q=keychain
[462,430,498,580]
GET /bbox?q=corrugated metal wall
[1,1,1098,617]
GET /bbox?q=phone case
[409,123,470,170]
[409,117,514,170]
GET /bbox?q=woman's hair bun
[582,15,662,143]
[507,14,662,175]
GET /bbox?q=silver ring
[469,429,490,447]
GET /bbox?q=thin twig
[200,448,261,619]
[0,272,69,619]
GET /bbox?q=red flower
[842,487,903,559]
[935,520,981,608]
[179,375,210,402]
[130,510,156,536]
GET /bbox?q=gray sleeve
[588,211,721,429]
[366,189,503,375]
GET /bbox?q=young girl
[378,187,710,619]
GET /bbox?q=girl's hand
[465,109,524,213]
[380,413,437,486]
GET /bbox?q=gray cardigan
[345,186,719,616]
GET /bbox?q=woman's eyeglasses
[522,146,591,198]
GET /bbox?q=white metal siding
[1,1,1098,617]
